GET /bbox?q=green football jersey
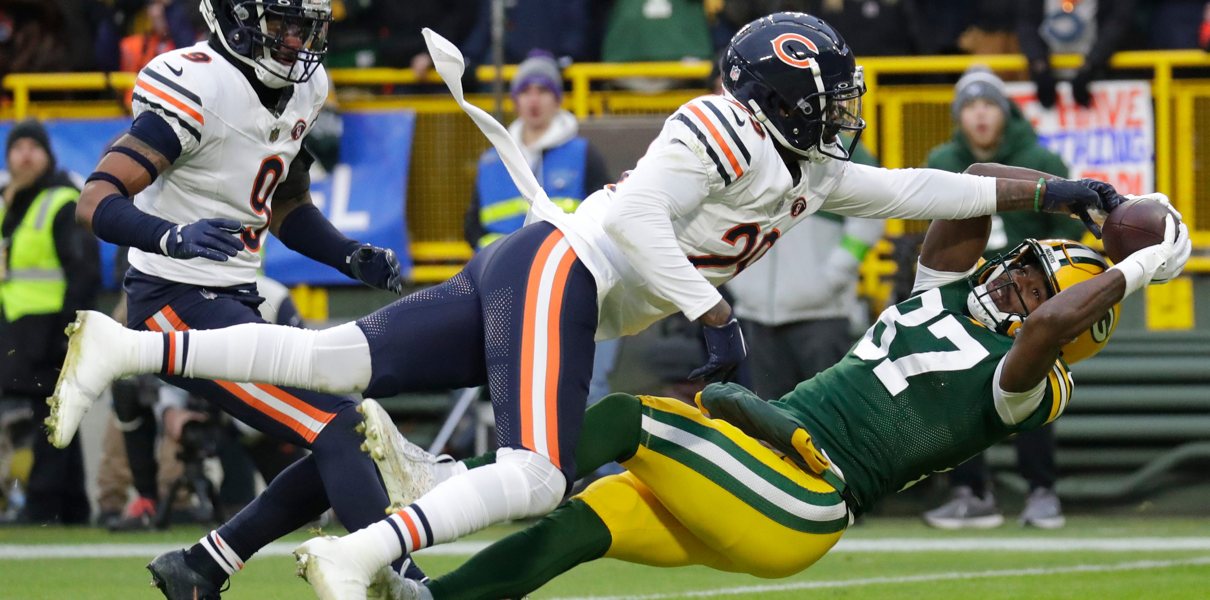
[775,280,1073,510]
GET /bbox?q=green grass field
[2,517,1209,599]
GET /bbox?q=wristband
[91,193,175,255]
[107,146,160,181]
[1033,178,1045,213]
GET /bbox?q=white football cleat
[357,399,456,511]
[295,536,377,600]
[47,310,135,449]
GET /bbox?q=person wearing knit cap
[0,119,100,525]
[921,66,1083,532]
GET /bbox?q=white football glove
[1110,215,1184,296]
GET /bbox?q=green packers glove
[696,382,830,475]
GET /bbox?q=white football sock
[154,322,372,393]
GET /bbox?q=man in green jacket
[0,119,100,523]
[922,66,1084,530]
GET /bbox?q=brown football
[1101,197,1176,263]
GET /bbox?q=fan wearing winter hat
[921,67,1084,532]
[464,51,609,252]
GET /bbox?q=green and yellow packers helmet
[967,238,1118,364]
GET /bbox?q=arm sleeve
[992,356,1073,426]
[52,202,101,317]
[911,260,975,295]
[820,162,998,220]
[131,62,205,156]
[602,141,723,321]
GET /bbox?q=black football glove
[163,218,244,261]
[347,244,404,294]
[688,317,747,383]
[1042,179,1126,239]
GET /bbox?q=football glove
[697,382,830,475]
[688,316,746,383]
[162,218,244,262]
[347,244,404,294]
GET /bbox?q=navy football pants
[358,222,599,487]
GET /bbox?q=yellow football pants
[576,395,850,579]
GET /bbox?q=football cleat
[147,549,224,600]
[47,311,136,449]
[295,536,377,600]
[357,399,455,512]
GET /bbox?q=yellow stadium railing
[5,50,1210,284]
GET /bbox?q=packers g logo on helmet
[967,238,1119,364]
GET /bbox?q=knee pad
[496,448,565,516]
[310,323,372,393]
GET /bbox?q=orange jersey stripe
[135,79,204,124]
[520,230,565,453]
[540,246,578,468]
[144,315,164,332]
[686,103,743,178]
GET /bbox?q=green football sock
[427,499,611,600]
[457,392,642,478]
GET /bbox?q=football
[1101,197,1176,263]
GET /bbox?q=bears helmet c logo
[771,33,820,70]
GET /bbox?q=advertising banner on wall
[1007,80,1154,196]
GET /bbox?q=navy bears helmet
[201,0,332,88]
[721,12,866,160]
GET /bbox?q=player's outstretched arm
[998,216,1180,392]
[78,126,243,262]
[270,154,404,294]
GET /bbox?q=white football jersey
[127,42,328,287]
[531,94,996,340]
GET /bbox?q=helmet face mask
[722,12,867,160]
[966,239,1119,364]
[203,0,332,87]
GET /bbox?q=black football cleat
[147,549,224,600]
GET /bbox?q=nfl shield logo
[269,127,281,142]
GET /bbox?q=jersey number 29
[853,288,989,395]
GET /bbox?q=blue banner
[264,111,414,285]
[0,111,414,289]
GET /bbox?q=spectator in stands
[1018,0,1138,108]
[0,0,94,76]
[461,0,589,66]
[371,0,476,79]
[464,52,608,251]
[921,67,1083,530]
[463,51,616,405]
[727,143,883,399]
[602,0,713,64]
[1144,0,1208,49]
[0,119,100,524]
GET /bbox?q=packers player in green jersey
[362,163,1189,600]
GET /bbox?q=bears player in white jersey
[51,13,1136,599]
[47,0,420,598]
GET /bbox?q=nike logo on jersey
[166,63,183,76]
[729,107,746,127]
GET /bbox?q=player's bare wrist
[699,300,733,328]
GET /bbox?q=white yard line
[5,537,1210,560]
[550,556,1210,600]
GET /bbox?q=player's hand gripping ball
[1102,194,1191,283]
